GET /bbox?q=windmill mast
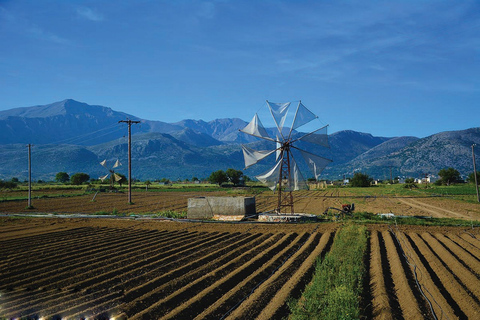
[277,143,294,214]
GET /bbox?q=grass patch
[289,224,368,320]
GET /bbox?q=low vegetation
[289,224,368,320]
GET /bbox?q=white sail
[114,173,123,182]
[100,159,108,169]
[294,125,329,148]
[113,159,122,168]
[242,145,275,169]
[99,174,109,181]
[239,114,273,141]
[267,101,290,134]
[291,102,318,131]
[290,156,308,191]
[299,149,332,180]
[256,158,282,190]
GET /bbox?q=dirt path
[397,197,468,219]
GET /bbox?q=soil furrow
[217,232,323,320]
[420,233,480,304]
[121,232,278,313]
[0,229,197,290]
[126,233,296,319]
[250,231,334,320]
[0,231,232,314]
[401,233,458,319]
[166,233,311,320]
[0,227,163,274]
[369,231,394,320]
[383,231,425,319]
[434,233,480,277]
[459,233,480,249]
[445,233,480,262]
[408,233,476,318]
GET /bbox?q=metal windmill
[240,101,332,214]
[99,159,123,188]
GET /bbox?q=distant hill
[0,99,479,181]
[330,128,480,180]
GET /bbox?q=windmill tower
[99,159,123,189]
[240,101,332,214]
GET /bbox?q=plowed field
[1,189,480,220]
[1,218,479,319]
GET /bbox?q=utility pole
[27,144,33,208]
[472,144,480,203]
[119,119,140,204]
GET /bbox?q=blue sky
[1,0,479,138]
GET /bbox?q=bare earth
[0,190,479,319]
[1,189,480,220]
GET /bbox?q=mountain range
[0,99,479,181]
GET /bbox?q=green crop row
[289,224,368,320]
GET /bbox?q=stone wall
[187,196,256,220]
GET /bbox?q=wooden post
[119,119,140,204]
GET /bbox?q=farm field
[1,187,480,220]
[1,218,479,319]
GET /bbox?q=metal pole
[119,119,140,204]
[27,144,32,208]
[472,144,479,202]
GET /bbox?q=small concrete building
[187,196,256,221]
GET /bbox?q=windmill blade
[298,149,333,180]
[293,125,329,148]
[242,145,276,169]
[114,173,123,182]
[255,158,283,191]
[113,159,122,168]
[100,159,108,169]
[267,101,290,136]
[289,102,318,136]
[288,155,308,191]
[239,114,274,141]
[99,174,109,181]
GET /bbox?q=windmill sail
[288,156,308,191]
[113,159,122,168]
[294,125,329,148]
[241,100,332,213]
[291,102,318,131]
[240,114,273,141]
[267,101,290,134]
[256,159,282,190]
[242,145,276,169]
[99,174,109,181]
[299,149,332,180]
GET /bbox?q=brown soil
[2,189,480,221]
[1,218,479,319]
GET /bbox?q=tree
[438,167,461,186]
[70,173,90,185]
[55,172,70,183]
[145,180,151,191]
[467,172,480,185]
[208,170,228,186]
[226,168,243,186]
[404,177,417,189]
[0,180,17,189]
[350,172,372,187]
